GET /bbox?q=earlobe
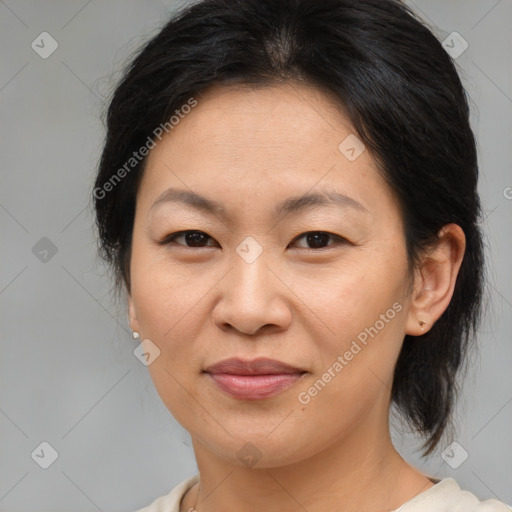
[405,224,466,336]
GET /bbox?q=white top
[136,474,511,512]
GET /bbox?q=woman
[93,0,510,510]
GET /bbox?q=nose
[212,247,292,337]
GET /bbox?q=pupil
[307,232,329,248]
[186,231,207,247]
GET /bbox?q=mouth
[204,357,307,400]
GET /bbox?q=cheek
[292,275,407,446]
[300,259,409,413]
[131,276,204,359]
[129,252,212,418]
[301,253,408,349]
[130,238,206,338]
[129,261,207,428]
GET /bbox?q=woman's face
[128,82,416,467]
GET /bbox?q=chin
[188,418,335,470]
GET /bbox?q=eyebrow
[150,186,369,220]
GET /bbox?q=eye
[158,230,348,250]
[290,231,347,250]
[158,230,218,248]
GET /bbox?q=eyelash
[157,230,349,251]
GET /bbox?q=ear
[405,224,466,336]
[127,293,140,335]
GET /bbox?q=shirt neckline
[175,475,459,512]
[390,477,461,511]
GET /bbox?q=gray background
[0,0,511,510]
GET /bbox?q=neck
[182,411,433,512]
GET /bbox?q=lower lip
[207,373,304,400]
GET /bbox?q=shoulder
[135,474,199,512]
[394,478,511,512]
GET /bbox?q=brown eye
[159,230,217,248]
[290,231,346,250]
[159,230,347,250]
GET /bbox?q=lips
[204,358,306,400]
[206,358,304,375]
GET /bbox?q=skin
[127,82,465,512]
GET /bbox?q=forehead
[136,82,398,225]
[175,82,354,149]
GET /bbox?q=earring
[132,331,140,340]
